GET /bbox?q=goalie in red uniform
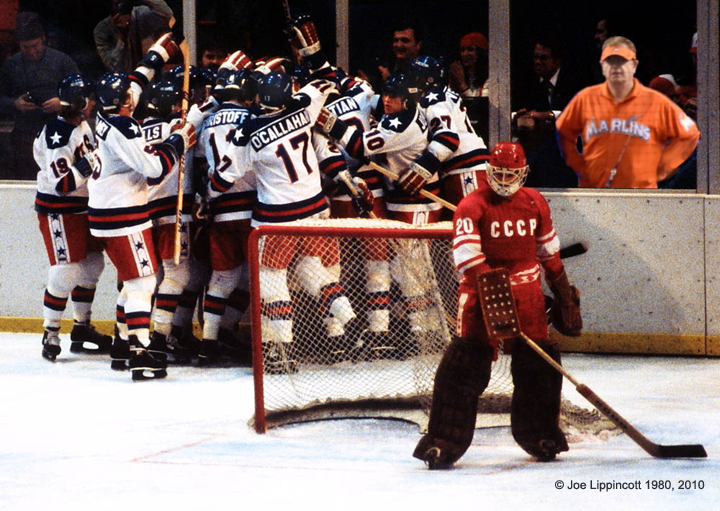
[413,142,582,467]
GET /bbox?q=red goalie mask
[487,142,530,197]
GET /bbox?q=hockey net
[248,218,614,436]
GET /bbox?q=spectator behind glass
[512,35,585,188]
[448,32,488,98]
[199,36,228,70]
[0,11,79,180]
[556,36,700,189]
[357,19,424,93]
[93,0,173,73]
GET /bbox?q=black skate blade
[131,368,168,381]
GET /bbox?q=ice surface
[1,332,718,511]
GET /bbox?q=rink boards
[1,183,718,356]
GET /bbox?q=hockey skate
[264,343,298,375]
[217,327,252,367]
[69,322,112,354]
[41,329,62,361]
[357,331,396,361]
[147,331,193,364]
[129,345,168,381]
[197,339,223,367]
[110,336,132,370]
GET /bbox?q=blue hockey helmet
[58,74,93,110]
[381,72,421,103]
[410,56,446,91]
[147,80,181,117]
[223,69,258,103]
[257,71,294,110]
[95,71,131,113]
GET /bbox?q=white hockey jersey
[33,117,95,214]
[215,80,335,225]
[88,112,177,237]
[142,116,194,225]
[202,102,257,223]
[418,86,489,176]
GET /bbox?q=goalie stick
[173,39,191,265]
[478,268,707,459]
[559,242,587,260]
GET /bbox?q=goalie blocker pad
[476,268,522,343]
[412,337,494,469]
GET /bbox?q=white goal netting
[248,218,613,436]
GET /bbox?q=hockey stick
[366,161,458,212]
[478,268,707,459]
[173,39,191,265]
[337,170,378,219]
[559,242,587,260]
[519,332,707,458]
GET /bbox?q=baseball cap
[689,32,697,54]
[600,45,636,62]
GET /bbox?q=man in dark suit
[513,36,585,188]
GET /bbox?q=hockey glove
[397,161,433,195]
[315,107,348,140]
[166,122,197,156]
[75,151,100,178]
[548,268,582,336]
[338,170,374,217]
[141,33,180,73]
[288,14,321,58]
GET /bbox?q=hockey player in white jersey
[34,74,112,361]
[316,72,455,356]
[397,56,489,208]
[209,70,359,370]
[141,79,196,364]
[197,68,258,366]
[89,65,196,380]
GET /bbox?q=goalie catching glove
[547,268,582,336]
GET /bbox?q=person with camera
[93,0,173,73]
[0,12,79,180]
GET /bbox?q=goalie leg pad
[510,341,568,461]
[412,337,494,468]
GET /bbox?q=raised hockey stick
[366,161,458,212]
[173,39,191,265]
[478,268,707,459]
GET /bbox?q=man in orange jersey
[555,36,699,189]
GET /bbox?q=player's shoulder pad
[419,88,448,108]
[518,186,548,206]
[44,118,75,149]
[229,123,251,147]
[107,115,143,140]
[380,108,415,132]
[289,93,312,109]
